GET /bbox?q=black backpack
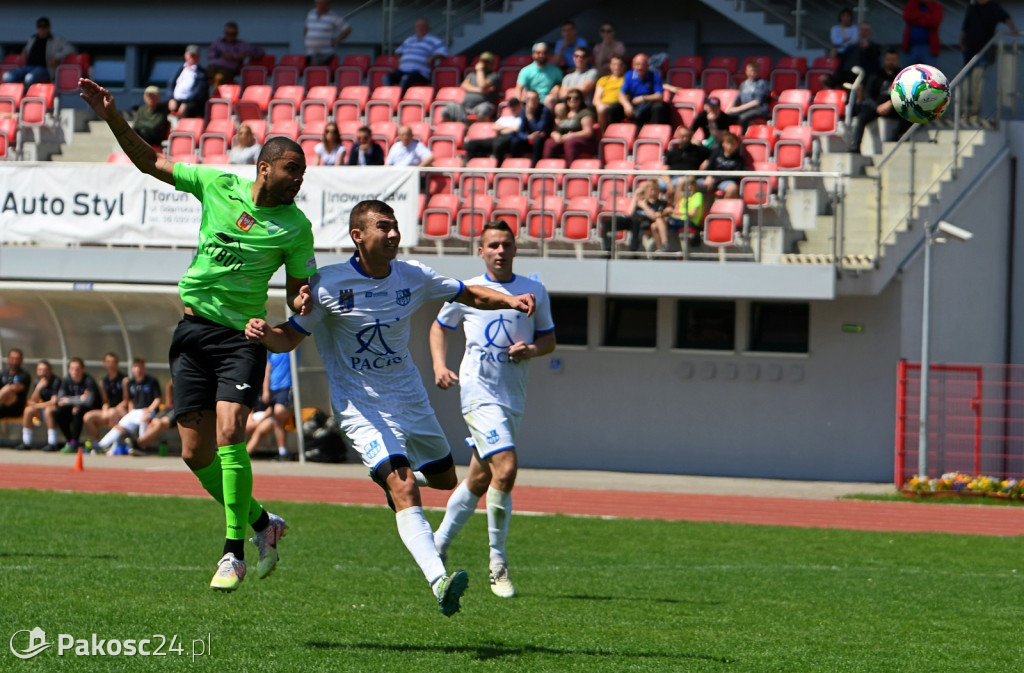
[302,409,348,463]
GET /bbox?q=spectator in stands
[206,21,266,88]
[556,47,598,103]
[304,0,352,66]
[314,122,345,166]
[824,23,882,89]
[553,21,588,71]
[447,51,500,122]
[94,357,161,456]
[627,179,669,254]
[16,360,60,452]
[658,175,705,252]
[52,357,100,453]
[136,380,175,454]
[663,126,710,199]
[619,53,671,128]
[385,18,448,94]
[699,132,752,199]
[902,1,943,67]
[167,45,209,119]
[961,0,1019,120]
[829,7,858,58]
[386,124,434,167]
[1,17,74,90]
[542,88,597,164]
[593,54,626,127]
[724,61,771,132]
[82,352,127,448]
[519,90,554,166]
[228,123,262,165]
[690,96,734,145]
[346,125,385,166]
[246,351,294,461]
[592,22,626,77]
[848,48,912,153]
[515,42,563,109]
[131,86,171,148]
[0,348,30,420]
[463,97,523,162]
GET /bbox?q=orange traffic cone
[73,447,84,472]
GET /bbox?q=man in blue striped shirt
[386,18,448,93]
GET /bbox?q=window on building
[675,300,735,350]
[748,302,809,353]
[603,298,657,348]
[549,295,588,346]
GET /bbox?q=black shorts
[0,402,25,418]
[269,388,292,408]
[169,313,267,414]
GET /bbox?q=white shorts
[464,404,521,459]
[118,408,150,437]
[340,402,452,472]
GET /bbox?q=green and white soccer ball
[890,64,950,124]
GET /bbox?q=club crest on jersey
[339,289,354,312]
[395,288,411,306]
[235,212,257,232]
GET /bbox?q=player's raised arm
[457,285,536,316]
[244,318,307,353]
[429,321,459,389]
[79,77,175,186]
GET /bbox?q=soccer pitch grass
[3,490,1023,672]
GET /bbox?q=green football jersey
[174,164,317,330]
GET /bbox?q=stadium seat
[433,55,467,89]
[268,85,305,123]
[398,86,434,126]
[335,54,370,87]
[771,89,811,130]
[368,55,399,89]
[369,120,397,153]
[492,194,529,236]
[55,54,89,94]
[459,156,498,196]
[702,198,746,256]
[741,124,778,164]
[806,56,840,95]
[278,54,306,72]
[428,121,466,159]
[597,195,634,245]
[300,85,338,125]
[735,56,772,86]
[598,159,637,199]
[528,158,566,199]
[303,65,331,89]
[771,57,807,92]
[267,119,300,141]
[271,66,301,89]
[495,157,531,198]
[0,53,25,80]
[429,87,465,126]
[199,130,232,158]
[335,119,362,148]
[561,196,600,243]
[671,88,705,129]
[422,193,459,240]
[708,88,738,112]
[667,56,703,90]
[456,193,494,239]
[333,85,370,123]
[234,85,272,121]
[427,156,462,196]
[250,55,276,71]
[774,125,814,170]
[246,119,267,144]
[525,195,564,242]
[808,89,847,136]
[633,124,671,165]
[366,86,401,125]
[207,83,240,121]
[201,153,231,165]
[740,174,776,210]
[564,158,601,199]
[407,120,431,144]
[239,65,268,89]
[465,121,497,144]
[702,56,738,92]
[0,83,24,117]
[599,123,637,164]
[299,136,320,165]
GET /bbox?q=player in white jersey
[245,200,536,617]
[430,221,556,598]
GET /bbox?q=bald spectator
[304,0,351,66]
[619,53,670,127]
[515,42,564,109]
[385,18,448,94]
[386,124,434,167]
[206,21,265,87]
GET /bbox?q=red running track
[2,464,1023,537]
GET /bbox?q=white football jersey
[290,256,464,422]
[436,273,554,415]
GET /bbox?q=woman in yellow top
[592,54,626,127]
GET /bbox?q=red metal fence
[895,361,1024,486]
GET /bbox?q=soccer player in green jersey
[80,78,317,592]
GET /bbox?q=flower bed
[902,472,1024,500]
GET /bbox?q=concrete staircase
[50,118,116,164]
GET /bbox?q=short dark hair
[225,21,238,31]
[8,348,22,358]
[69,357,85,368]
[482,220,515,237]
[132,357,146,366]
[257,137,302,165]
[104,352,118,360]
[350,200,395,231]
[885,47,900,57]
[356,125,372,136]
[38,359,51,369]
[36,17,50,28]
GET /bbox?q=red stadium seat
[368,55,400,89]
[808,89,847,136]
[0,83,24,116]
[597,160,634,201]
[234,84,272,120]
[459,156,498,196]
[702,198,745,252]
[245,119,267,144]
[561,196,600,243]
[807,56,840,95]
[702,56,737,92]
[267,119,300,141]
[239,65,268,89]
[456,194,494,239]
[201,153,231,165]
[735,56,773,86]
[598,123,637,164]
[433,55,467,89]
[495,157,531,198]
[741,124,778,164]
[429,87,465,125]
[300,85,338,125]
[398,86,434,125]
[336,54,370,87]
[492,194,529,236]
[667,56,703,90]
[771,57,807,92]
[366,86,401,125]
[633,124,671,165]
[528,158,566,199]
[671,88,705,129]
[422,193,459,239]
[525,195,564,241]
[303,65,331,89]
[564,158,601,199]
[774,125,814,170]
[268,85,305,123]
[369,120,397,153]
[271,66,301,89]
[597,195,634,245]
[770,89,811,130]
[428,121,466,159]
[708,88,738,112]
[55,54,89,94]
[333,85,369,123]
[427,156,462,196]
